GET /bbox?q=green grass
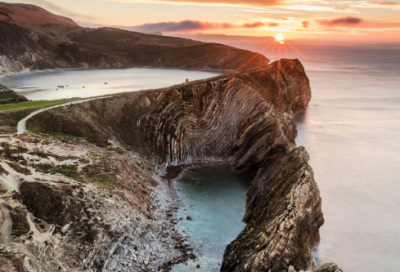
[6,162,32,175]
[33,163,79,178]
[0,95,14,101]
[0,91,18,101]
[0,98,83,112]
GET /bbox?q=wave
[0,68,68,80]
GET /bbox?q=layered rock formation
[0,2,268,75]
[27,59,328,271]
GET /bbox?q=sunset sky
[5,0,400,42]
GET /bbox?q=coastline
[0,66,233,82]
[0,60,341,272]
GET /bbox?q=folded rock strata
[27,59,327,271]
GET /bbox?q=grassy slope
[0,84,29,104]
[0,98,82,112]
[0,98,84,134]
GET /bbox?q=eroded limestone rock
[25,59,331,271]
[313,263,344,272]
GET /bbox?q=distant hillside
[0,84,28,105]
[0,2,77,27]
[0,2,269,75]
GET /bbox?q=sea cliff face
[25,59,327,271]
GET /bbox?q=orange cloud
[302,21,309,28]
[131,20,234,32]
[132,20,279,32]
[110,0,281,7]
[242,21,264,28]
[317,16,400,29]
[368,1,400,5]
[318,16,362,27]
[241,21,278,28]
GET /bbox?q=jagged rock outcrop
[27,59,329,271]
[0,2,268,75]
[0,133,186,272]
[313,263,343,272]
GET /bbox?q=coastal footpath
[0,59,338,271]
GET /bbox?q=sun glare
[275,33,285,44]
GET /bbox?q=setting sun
[275,33,284,43]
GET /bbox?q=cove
[0,68,221,101]
[172,166,253,271]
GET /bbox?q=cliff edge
[25,59,331,271]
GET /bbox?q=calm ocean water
[1,41,399,271]
[264,42,400,271]
[0,68,220,101]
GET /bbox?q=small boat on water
[58,85,64,88]
[105,82,108,85]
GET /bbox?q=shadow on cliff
[26,59,327,272]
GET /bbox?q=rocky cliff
[0,2,268,76]
[26,59,329,271]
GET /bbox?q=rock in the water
[313,263,343,272]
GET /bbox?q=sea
[1,41,399,272]
[237,40,400,272]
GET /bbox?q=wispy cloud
[318,16,362,27]
[317,16,400,29]
[129,19,283,32]
[237,8,306,14]
[131,20,234,32]
[242,21,265,28]
[105,0,281,7]
[283,4,359,13]
[338,0,400,9]
[369,1,400,5]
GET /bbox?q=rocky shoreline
[0,132,206,272]
[102,169,197,272]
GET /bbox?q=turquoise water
[172,166,252,271]
[0,68,220,101]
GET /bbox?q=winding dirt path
[17,96,111,135]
